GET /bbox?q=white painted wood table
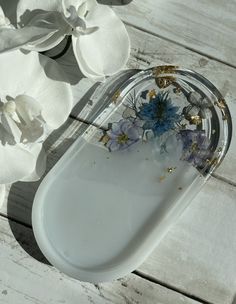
[1,1,236,303]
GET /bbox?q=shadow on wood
[97,0,133,5]
[232,295,236,304]
[7,118,88,265]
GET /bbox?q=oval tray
[32,66,232,283]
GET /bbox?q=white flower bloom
[0,185,6,207]
[0,0,130,81]
[0,6,11,27]
[0,50,73,184]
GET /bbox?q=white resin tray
[32,66,232,283]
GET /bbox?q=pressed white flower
[0,0,130,81]
[0,50,73,184]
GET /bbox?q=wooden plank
[0,20,235,304]
[139,177,236,304]
[112,0,236,66]
[0,216,200,304]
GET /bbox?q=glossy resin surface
[32,66,232,283]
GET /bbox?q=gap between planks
[123,21,236,70]
[133,270,214,304]
[0,210,209,304]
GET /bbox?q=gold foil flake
[211,158,219,166]
[99,134,110,145]
[152,65,178,77]
[159,176,166,182]
[167,167,176,173]
[223,114,228,121]
[112,90,121,104]
[189,115,202,125]
[184,113,202,126]
[173,86,182,94]
[148,89,157,99]
[214,99,226,110]
[214,99,228,120]
[155,76,176,89]
[117,134,129,144]
[206,157,219,167]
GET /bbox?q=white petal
[0,143,40,184]
[0,26,57,53]
[15,95,45,144]
[15,95,42,124]
[0,6,4,19]
[0,5,7,26]
[2,113,22,144]
[62,0,96,15]
[0,50,73,129]
[20,145,47,182]
[72,5,130,79]
[63,5,86,29]
[72,36,105,81]
[77,2,88,17]
[16,1,71,51]
[0,184,6,208]
[34,53,73,128]
[23,11,70,52]
[62,0,82,16]
[17,0,61,20]
[0,3,14,27]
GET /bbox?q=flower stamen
[117,133,129,144]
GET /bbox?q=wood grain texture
[139,177,236,304]
[112,0,236,66]
[0,216,200,304]
[0,7,235,304]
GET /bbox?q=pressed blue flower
[138,92,181,137]
[177,130,212,167]
[106,119,142,152]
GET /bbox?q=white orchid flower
[0,0,130,81]
[0,50,73,184]
[0,6,11,28]
[0,185,6,207]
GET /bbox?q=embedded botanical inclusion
[0,95,45,146]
